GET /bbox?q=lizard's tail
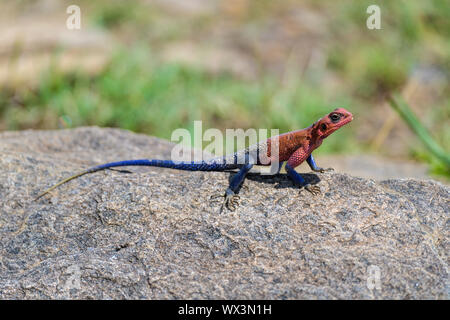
[35,159,238,200]
[35,170,92,200]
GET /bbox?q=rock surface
[315,155,430,181]
[0,127,448,299]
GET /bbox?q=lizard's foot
[312,167,334,173]
[210,189,240,212]
[223,193,240,211]
[300,184,321,196]
[209,189,240,212]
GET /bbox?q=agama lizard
[36,108,353,210]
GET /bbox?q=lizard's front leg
[285,163,320,195]
[306,154,333,173]
[286,148,320,195]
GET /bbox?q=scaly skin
[36,108,353,211]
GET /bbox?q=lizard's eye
[321,123,327,131]
[330,113,341,123]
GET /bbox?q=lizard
[35,108,353,210]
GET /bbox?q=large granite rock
[0,127,448,299]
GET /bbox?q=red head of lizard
[312,108,353,140]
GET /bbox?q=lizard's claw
[209,194,224,200]
[209,193,225,207]
[209,190,241,212]
[313,167,334,173]
[224,193,240,211]
[302,184,321,196]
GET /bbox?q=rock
[311,155,430,181]
[0,127,448,299]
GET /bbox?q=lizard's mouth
[336,115,353,128]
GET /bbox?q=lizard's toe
[225,194,240,211]
[209,193,224,200]
[211,190,241,212]
[209,193,227,207]
[301,184,321,196]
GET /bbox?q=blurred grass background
[0,0,448,178]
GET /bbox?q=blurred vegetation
[389,95,450,176]
[0,0,448,177]
[2,48,354,154]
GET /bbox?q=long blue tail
[35,159,239,200]
[90,159,238,172]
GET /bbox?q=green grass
[389,95,450,177]
[0,45,358,155]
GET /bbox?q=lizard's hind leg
[210,160,254,212]
[224,162,253,210]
